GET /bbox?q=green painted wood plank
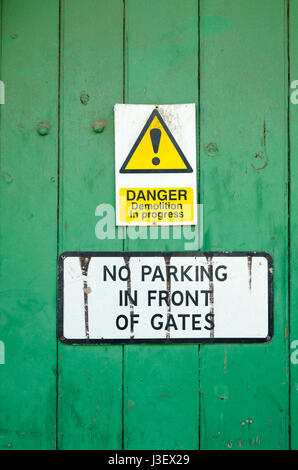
[124,345,199,450]
[289,0,298,451]
[58,0,123,450]
[0,0,59,449]
[123,0,199,450]
[125,0,200,254]
[200,0,289,450]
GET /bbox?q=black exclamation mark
[150,128,161,166]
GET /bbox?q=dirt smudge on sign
[79,256,91,339]
[164,255,171,339]
[124,256,135,339]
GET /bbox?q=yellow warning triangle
[120,109,193,173]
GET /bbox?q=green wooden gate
[0,0,297,450]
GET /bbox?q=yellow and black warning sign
[119,187,194,223]
[120,109,193,173]
[115,104,197,226]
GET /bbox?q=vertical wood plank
[0,0,59,449]
[123,0,199,450]
[200,0,289,449]
[289,0,298,450]
[58,0,123,449]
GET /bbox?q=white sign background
[58,252,273,344]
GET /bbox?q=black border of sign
[57,251,273,345]
[119,109,193,173]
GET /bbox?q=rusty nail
[204,142,219,157]
[80,92,90,105]
[92,120,105,133]
[37,122,50,136]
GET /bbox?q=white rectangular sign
[114,104,197,226]
[58,252,273,344]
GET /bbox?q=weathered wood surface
[0,0,296,449]
[0,0,59,449]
